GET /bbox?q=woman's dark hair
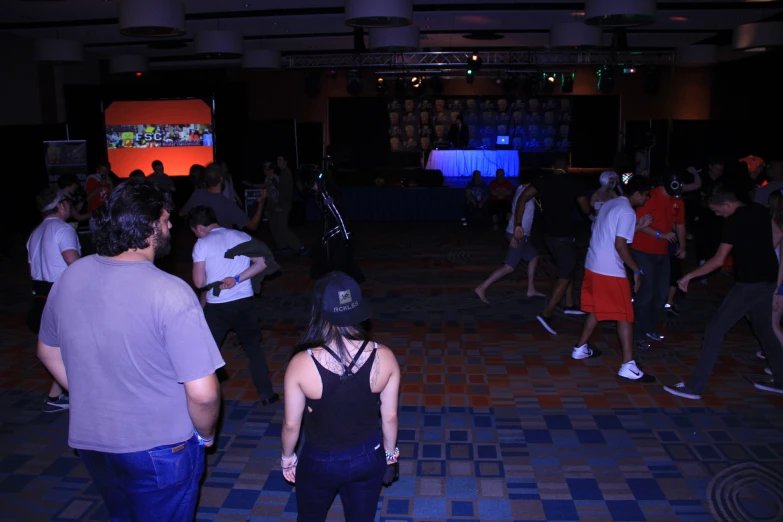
[292,276,371,379]
[129,169,145,180]
[91,180,174,257]
[187,205,218,228]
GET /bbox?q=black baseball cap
[318,271,371,327]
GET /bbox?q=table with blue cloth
[425,150,519,177]
[305,187,467,222]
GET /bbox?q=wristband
[634,270,644,275]
[385,447,400,461]
[655,230,661,240]
[777,284,783,296]
[195,431,214,446]
[234,275,240,284]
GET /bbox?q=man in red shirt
[489,168,514,231]
[85,163,113,213]
[632,171,687,350]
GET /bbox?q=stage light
[561,72,574,93]
[468,53,483,69]
[411,76,422,88]
[623,67,637,74]
[597,65,614,94]
[466,68,474,84]
[347,69,362,96]
[376,77,387,93]
[541,72,556,93]
[135,72,143,77]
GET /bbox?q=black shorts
[544,235,577,279]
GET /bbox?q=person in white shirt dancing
[26,187,81,412]
[571,176,656,383]
[475,169,545,303]
[189,205,279,405]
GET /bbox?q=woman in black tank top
[281,272,401,522]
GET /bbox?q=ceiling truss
[285,51,675,69]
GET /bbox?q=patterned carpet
[1,222,782,522]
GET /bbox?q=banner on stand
[44,140,88,184]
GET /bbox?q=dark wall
[710,52,783,161]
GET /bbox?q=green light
[467,69,473,75]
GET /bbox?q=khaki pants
[268,203,303,250]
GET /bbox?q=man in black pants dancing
[664,186,783,399]
[189,205,279,405]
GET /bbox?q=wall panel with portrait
[387,96,573,154]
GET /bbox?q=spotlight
[376,77,387,93]
[346,69,362,96]
[597,65,614,94]
[623,67,637,74]
[542,72,556,93]
[411,76,422,88]
[561,72,574,93]
[135,71,143,77]
[468,53,482,69]
[466,68,474,84]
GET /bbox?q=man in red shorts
[572,176,656,383]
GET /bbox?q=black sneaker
[536,315,557,335]
[558,305,586,316]
[646,332,665,343]
[634,340,651,352]
[664,303,681,316]
[663,382,702,400]
[261,393,280,406]
[43,393,70,413]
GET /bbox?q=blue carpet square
[414,498,446,518]
[524,430,553,444]
[451,500,474,516]
[477,499,512,520]
[626,478,666,500]
[567,478,603,501]
[423,444,442,458]
[223,489,260,510]
[387,499,410,515]
[607,500,646,521]
[542,500,579,521]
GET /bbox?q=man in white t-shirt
[188,205,278,405]
[26,187,81,412]
[475,178,544,302]
[571,176,656,382]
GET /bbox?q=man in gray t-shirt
[38,181,224,521]
[180,162,265,231]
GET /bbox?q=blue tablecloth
[306,187,466,222]
[426,150,519,177]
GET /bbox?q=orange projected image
[104,99,214,177]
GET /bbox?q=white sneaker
[572,343,602,360]
[618,360,655,383]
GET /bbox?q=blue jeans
[78,434,204,522]
[295,432,386,522]
[633,250,670,341]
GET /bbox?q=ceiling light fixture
[119,0,185,37]
[733,21,783,51]
[670,16,688,21]
[585,0,656,28]
[345,0,413,28]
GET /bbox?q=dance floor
[1,222,782,521]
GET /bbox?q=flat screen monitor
[496,135,509,145]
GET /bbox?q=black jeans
[295,432,386,522]
[203,297,274,399]
[687,282,783,393]
[633,251,670,341]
